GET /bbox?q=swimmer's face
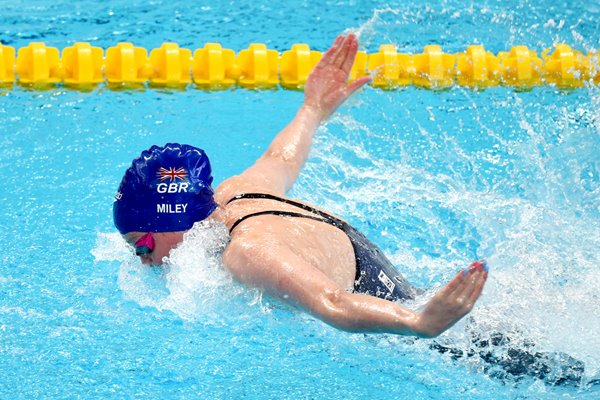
[124,231,185,266]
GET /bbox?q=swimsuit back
[227,193,418,301]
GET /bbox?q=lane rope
[1,42,598,89]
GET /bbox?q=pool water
[1,1,599,399]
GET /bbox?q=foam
[93,220,254,323]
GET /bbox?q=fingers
[456,261,488,307]
[322,33,358,69]
[341,36,361,76]
[337,34,358,71]
[439,269,468,296]
[346,76,372,94]
[458,268,486,300]
[320,34,345,66]
[330,34,351,67]
[467,271,487,305]
[440,260,488,298]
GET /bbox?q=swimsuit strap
[227,193,361,287]
[227,193,341,223]
[229,210,337,234]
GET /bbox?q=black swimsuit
[227,193,419,301]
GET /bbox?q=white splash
[297,99,600,381]
[92,220,250,323]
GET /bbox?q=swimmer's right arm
[234,34,371,195]
[224,241,488,338]
[317,265,487,337]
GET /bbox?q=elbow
[264,148,300,170]
[316,289,363,333]
[313,290,426,336]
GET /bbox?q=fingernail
[462,269,469,276]
[481,260,489,272]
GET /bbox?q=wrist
[413,313,440,339]
[300,103,328,123]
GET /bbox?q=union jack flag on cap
[157,167,188,182]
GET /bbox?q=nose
[139,254,153,265]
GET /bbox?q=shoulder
[222,234,292,289]
[223,228,284,267]
[214,175,280,205]
[214,158,289,203]
[214,176,241,205]
[222,235,259,266]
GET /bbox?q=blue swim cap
[113,143,217,234]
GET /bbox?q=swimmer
[114,33,488,339]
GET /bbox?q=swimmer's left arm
[236,34,371,195]
[223,238,422,336]
[223,240,487,337]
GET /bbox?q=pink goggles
[134,232,155,256]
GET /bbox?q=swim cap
[113,143,217,234]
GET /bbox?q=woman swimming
[113,33,488,339]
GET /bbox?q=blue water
[1,1,599,399]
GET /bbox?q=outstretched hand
[416,261,488,338]
[303,33,372,121]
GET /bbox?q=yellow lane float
[236,43,279,88]
[280,44,321,89]
[543,44,590,88]
[498,46,543,88]
[192,43,237,88]
[413,45,456,89]
[369,45,403,88]
[4,41,599,90]
[62,42,104,86]
[349,50,368,81]
[456,45,500,88]
[149,43,192,86]
[105,42,151,85]
[16,42,61,85]
[0,43,16,84]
